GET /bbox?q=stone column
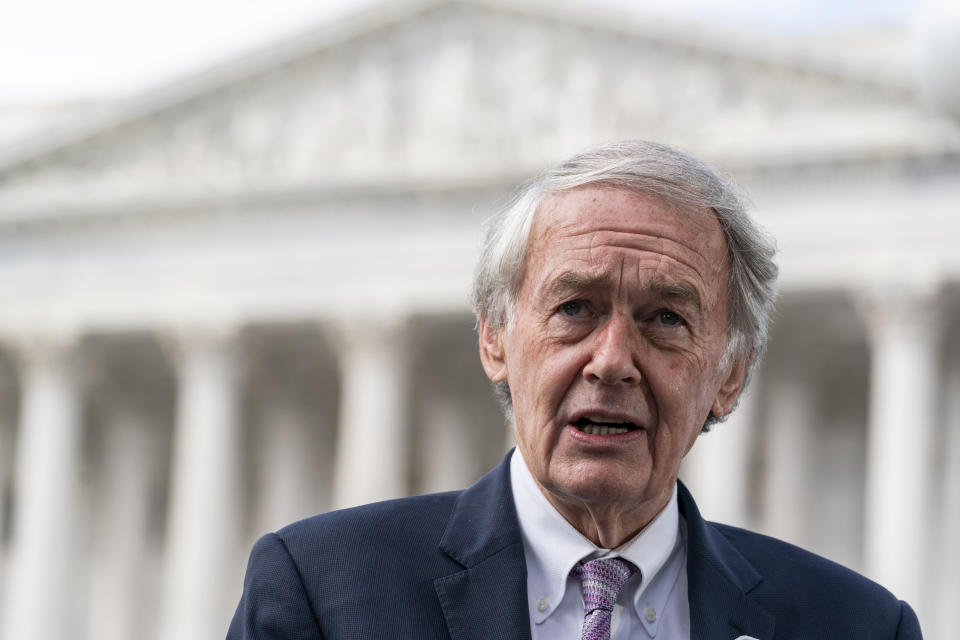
[1,335,82,640]
[860,286,940,614]
[159,327,245,640]
[761,366,816,547]
[680,385,758,528]
[419,395,477,493]
[331,318,410,509]
[932,342,960,640]
[256,397,331,531]
[0,378,14,570]
[88,405,164,640]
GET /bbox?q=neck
[539,486,673,548]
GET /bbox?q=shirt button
[537,598,549,612]
[644,608,657,623]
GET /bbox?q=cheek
[508,321,555,380]
[504,332,549,423]
[647,358,713,431]
[646,352,695,394]
[661,347,717,396]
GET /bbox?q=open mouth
[573,415,642,436]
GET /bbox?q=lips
[570,412,643,436]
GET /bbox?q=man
[228,140,922,639]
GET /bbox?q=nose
[582,314,641,386]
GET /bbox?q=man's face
[480,186,747,523]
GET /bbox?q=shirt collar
[510,448,680,625]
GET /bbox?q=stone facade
[0,0,958,638]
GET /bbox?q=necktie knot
[572,557,638,615]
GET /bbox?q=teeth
[585,414,628,424]
[581,424,630,436]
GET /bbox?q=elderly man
[228,141,922,639]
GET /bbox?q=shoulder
[708,522,921,638]
[270,491,465,584]
[279,490,461,548]
[229,491,467,639]
[712,522,888,598]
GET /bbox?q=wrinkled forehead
[508,187,734,324]
[538,184,721,228]
[528,186,729,267]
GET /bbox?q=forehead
[526,187,729,286]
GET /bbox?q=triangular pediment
[1,0,957,214]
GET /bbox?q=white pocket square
[734,637,759,640]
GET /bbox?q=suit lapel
[679,482,776,640]
[435,452,532,640]
[688,564,775,640]
[432,460,777,640]
[434,544,529,640]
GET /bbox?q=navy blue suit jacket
[228,451,922,639]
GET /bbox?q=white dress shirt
[510,450,690,639]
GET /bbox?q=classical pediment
[0,0,956,214]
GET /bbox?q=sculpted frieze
[0,2,922,211]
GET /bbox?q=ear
[710,351,751,419]
[478,315,509,383]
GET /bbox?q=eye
[559,300,587,317]
[657,309,685,326]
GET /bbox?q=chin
[549,465,650,505]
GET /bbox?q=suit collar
[432,453,776,640]
[438,450,523,567]
[678,481,776,640]
[435,450,531,640]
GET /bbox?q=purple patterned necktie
[571,557,638,640]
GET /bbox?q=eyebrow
[545,270,702,311]
[649,280,702,311]
[546,271,607,296]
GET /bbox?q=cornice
[3,143,959,232]
[0,171,529,230]
[0,0,918,177]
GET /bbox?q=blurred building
[0,0,958,638]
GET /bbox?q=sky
[0,0,918,105]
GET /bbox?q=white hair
[470,140,779,430]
